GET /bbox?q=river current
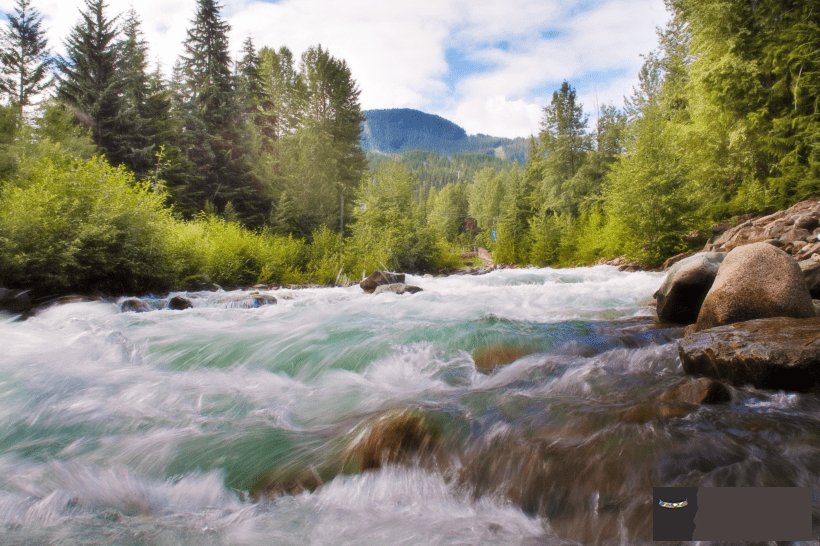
[1,266,818,545]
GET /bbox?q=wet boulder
[250,469,323,501]
[372,283,422,295]
[472,342,538,374]
[0,288,32,314]
[350,412,439,472]
[679,317,820,392]
[694,242,814,332]
[658,377,732,405]
[121,298,151,313]
[653,252,726,324]
[360,271,405,293]
[799,259,820,299]
[168,295,193,310]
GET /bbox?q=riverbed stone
[779,228,811,244]
[351,412,439,472]
[653,252,726,324]
[168,295,193,310]
[694,243,815,332]
[658,377,731,405]
[678,317,820,392]
[472,343,539,373]
[121,298,151,313]
[360,271,405,293]
[799,259,820,299]
[372,283,422,295]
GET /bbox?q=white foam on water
[224,466,547,546]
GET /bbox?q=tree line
[1,0,818,298]
[0,0,365,236]
[407,0,820,267]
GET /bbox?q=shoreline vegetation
[1,0,819,306]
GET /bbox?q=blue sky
[1,0,669,138]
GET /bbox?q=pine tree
[528,81,592,219]
[116,8,154,177]
[179,0,233,130]
[0,0,53,116]
[56,0,122,157]
[178,0,266,225]
[235,36,261,118]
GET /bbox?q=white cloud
[0,0,669,138]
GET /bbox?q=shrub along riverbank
[0,155,466,301]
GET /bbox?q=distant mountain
[361,108,530,164]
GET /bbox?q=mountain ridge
[360,108,530,164]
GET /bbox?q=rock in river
[654,252,726,324]
[360,271,405,293]
[121,298,151,313]
[678,317,820,392]
[168,295,193,310]
[694,242,814,332]
[372,283,422,295]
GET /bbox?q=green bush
[0,157,174,295]
[163,216,307,288]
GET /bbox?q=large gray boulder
[679,317,820,392]
[654,252,726,324]
[694,242,815,332]
[360,271,405,293]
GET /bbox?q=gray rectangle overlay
[693,487,811,541]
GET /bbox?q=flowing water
[1,266,818,545]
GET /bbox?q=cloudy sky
[2,0,669,138]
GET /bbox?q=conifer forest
[0,0,818,296]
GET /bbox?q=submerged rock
[658,377,732,405]
[250,469,323,501]
[168,295,193,310]
[694,242,814,332]
[360,271,405,293]
[350,411,439,472]
[372,283,422,295]
[121,298,151,313]
[472,343,538,373]
[679,317,820,392]
[654,252,726,324]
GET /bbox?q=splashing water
[1,266,818,545]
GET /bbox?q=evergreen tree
[115,9,154,178]
[56,0,123,157]
[179,0,266,225]
[300,45,367,226]
[235,36,261,118]
[528,81,592,219]
[0,0,53,115]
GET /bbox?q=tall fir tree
[0,0,53,116]
[527,81,592,219]
[179,0,266,225]
[116,8,154,178]
[56,0,123,159]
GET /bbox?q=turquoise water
[1,266,818,545]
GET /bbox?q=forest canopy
[0,0,818,297]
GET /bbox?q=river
[1,266,818,545]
